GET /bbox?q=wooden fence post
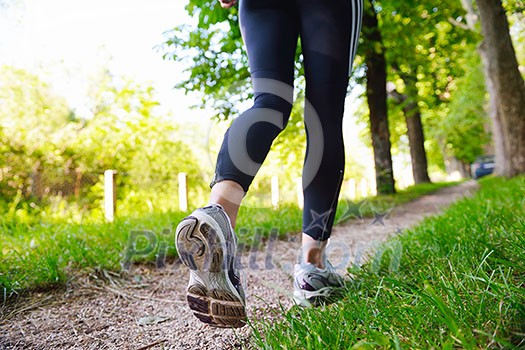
[104,170,117,222]
[296,177,304,209]
[178,172,188,212]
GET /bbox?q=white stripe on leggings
[349,0,363,74]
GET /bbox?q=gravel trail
[0,181,478,350]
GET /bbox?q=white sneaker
[175,204,246,328]
[293,261,345,307]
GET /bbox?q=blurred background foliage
[0,65,208,223]
[1,0,523,223]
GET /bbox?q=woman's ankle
[301,233,328,269]
[209,180,245,228]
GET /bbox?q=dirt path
[0,181,478,350]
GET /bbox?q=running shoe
[175,204,246,328]
[293,261,345,307]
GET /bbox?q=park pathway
[0,181,478,350]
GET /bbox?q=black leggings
[212,0,363,241]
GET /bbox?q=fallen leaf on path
[137,315,171,326]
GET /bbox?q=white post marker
[296,177,304,209]
[178,172,188,212]
[104,170,117,222]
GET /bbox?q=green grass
[334,181,460,223]
[249,176,525,349]
[0,212,187,295]
[0,180,458,300]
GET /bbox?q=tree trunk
[390,78,431,184]
[363,0,396,194]
[476,0,525,176]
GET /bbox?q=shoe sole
[293,275,345,307]
[175,212,247,328]
[293,286,334,307]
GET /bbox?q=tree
[389,80,431,184]
[475,0,525,176]
[439,51,491,170]
[0,65,72,200]
[378,0,481,181]
[160,1,249,119]
[362,0,396,194]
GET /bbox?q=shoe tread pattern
[176,212,246,328]
[176,217,223,273]
[187,283,246,328]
